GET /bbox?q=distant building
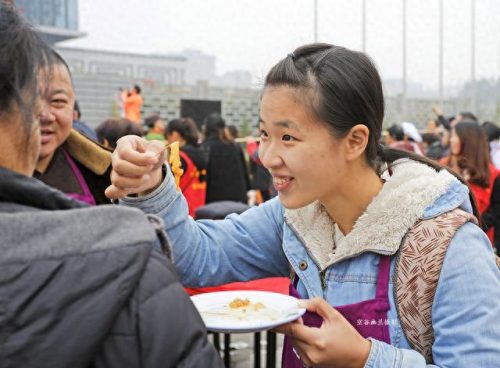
[214,70,253,89]
[55,46,189,127]
[15,0,85,45]
[181,49,216,85]
[57,47,187,85]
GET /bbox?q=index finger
[276,320,321,344]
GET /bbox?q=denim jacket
[121,160,500,367]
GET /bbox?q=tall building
[15,0,85,44]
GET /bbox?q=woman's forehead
[260,86,320,129]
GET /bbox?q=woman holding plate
[107,44,500,367]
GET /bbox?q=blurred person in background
[432,106,478,157]
[124,84,143,124]
[401,121,424,155]
[440,121,499,243]
[225,124,239,142]
[225,124,251,193]
[432,105,478,131]
[72,100,97,141]
[34,49,112,205]
[482,121,500,169]
[0,6,222,367]
[115,87,127,117]
[144,113,166,141]
[425,118,440,134]
[95,117,143,149]
[201,113,250,204]
[165,117,207,216]
[421,132,444,161]
[386,123,422,154]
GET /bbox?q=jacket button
[299,261,308,270]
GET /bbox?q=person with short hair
[144,113,166,141]
[95,117,143,149]
[33,50,113,205]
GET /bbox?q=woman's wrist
[139,166,165,197]
[351,338,372,368]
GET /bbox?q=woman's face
[450,129,461,155]
[38,64,75,163]
[258,86,347,209]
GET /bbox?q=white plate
[191,290,306,333]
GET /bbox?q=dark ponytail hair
[203,113,226,140]
[166,117,200,146]
[265,43,384,167]
[264,43,481,220]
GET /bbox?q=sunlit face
[450,129,461,155]
[258,86,346,209]
[38,64,75,162]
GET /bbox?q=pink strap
[375,256,391,300]
[61,148,96,205]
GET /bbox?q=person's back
[202,136,249,203]
[202,113,249,204]
[0,167,222,368]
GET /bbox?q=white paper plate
[191,290,305,333]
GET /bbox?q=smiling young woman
[108,43,500,368]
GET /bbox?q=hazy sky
[62,0,500,92]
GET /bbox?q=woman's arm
[120,169,290,287]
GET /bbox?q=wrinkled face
[38,64,75,161]
[450,129,461,156]
[258,86,346,209]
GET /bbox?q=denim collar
[284,160,466,269]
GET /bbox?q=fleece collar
[63,129,112,175]
[284,160,458,270]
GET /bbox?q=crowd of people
[1,3,500,368]
[383,110,500,253]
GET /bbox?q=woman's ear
[345,124,369,161]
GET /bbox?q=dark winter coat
[34,129,112,205]
[201,136,249,204]
[0,167,223,368]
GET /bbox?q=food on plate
[201,297,279,322]
[229,297,265,311]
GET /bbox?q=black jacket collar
[0,167,86,210]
